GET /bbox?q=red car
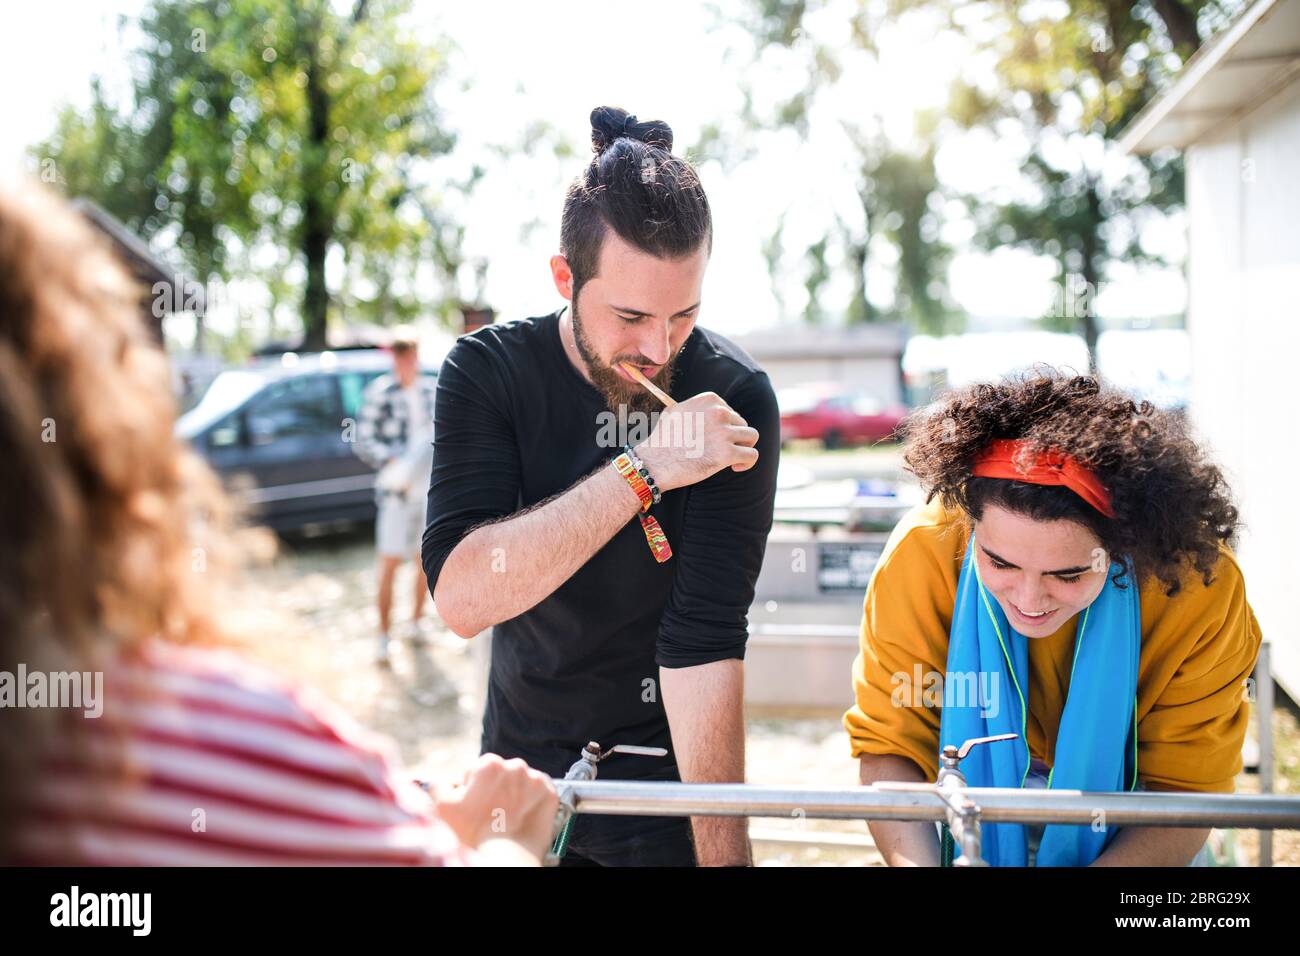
[778,384,907,449]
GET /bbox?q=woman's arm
[859,753,941,867]
[1089,825,1210,866]
[434,753,559,865]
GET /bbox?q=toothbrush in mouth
[618,361,676,408]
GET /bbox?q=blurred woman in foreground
[0,181,556,866]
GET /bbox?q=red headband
[971,438,1115,518]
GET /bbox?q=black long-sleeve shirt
[422,307,779,781]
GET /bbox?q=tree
[726,0,961,334]
[733,0,1245,358]
[908,0,1243,362]
[32,0,462,352]
[840,117,956,331]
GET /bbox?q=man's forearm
[1090,824,1211,866]
[433,463,643,637]
[660,659,750,866]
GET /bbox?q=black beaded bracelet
[623,444,662,504]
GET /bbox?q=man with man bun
[422,106,780,866]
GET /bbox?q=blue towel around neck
[938,530,1140,866]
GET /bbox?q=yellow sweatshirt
[843,495,1262,792]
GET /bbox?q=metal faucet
[934,732,1018,866]
[545,741,668,866]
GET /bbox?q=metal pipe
[1257,641,1275,866]
[554,780,1300,830]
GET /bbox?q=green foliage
[32,0,461,350]
[913,0,1242,358]
[729,1,960,335]
[737,0,1245,355]
[848,124,958,333]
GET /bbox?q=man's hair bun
[590,105,673,154]
[561,105,710,303]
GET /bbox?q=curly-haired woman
[844,371,1262,866]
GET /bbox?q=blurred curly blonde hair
[0,181,243,853]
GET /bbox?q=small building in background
[731,322,907,404]
[1121,0,1300,698]
[72,199,221,408]
[72,198,191,346]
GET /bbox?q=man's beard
[571,299,679,417]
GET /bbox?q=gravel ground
[227,523,1297,867]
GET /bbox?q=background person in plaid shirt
[354,329,440,665]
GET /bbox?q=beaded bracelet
[622,444,662,505]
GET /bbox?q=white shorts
[376,491,426,558]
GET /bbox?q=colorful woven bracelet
[612,452,672,562]
[623,444,662,505]
[639,512,672,563]
[611,451,653,512]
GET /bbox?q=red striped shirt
[12,641,475,866]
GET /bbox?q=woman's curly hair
[900,368,1240,597]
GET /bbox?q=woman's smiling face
[972,503,1110,638]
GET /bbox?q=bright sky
[0,0,1187,339]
